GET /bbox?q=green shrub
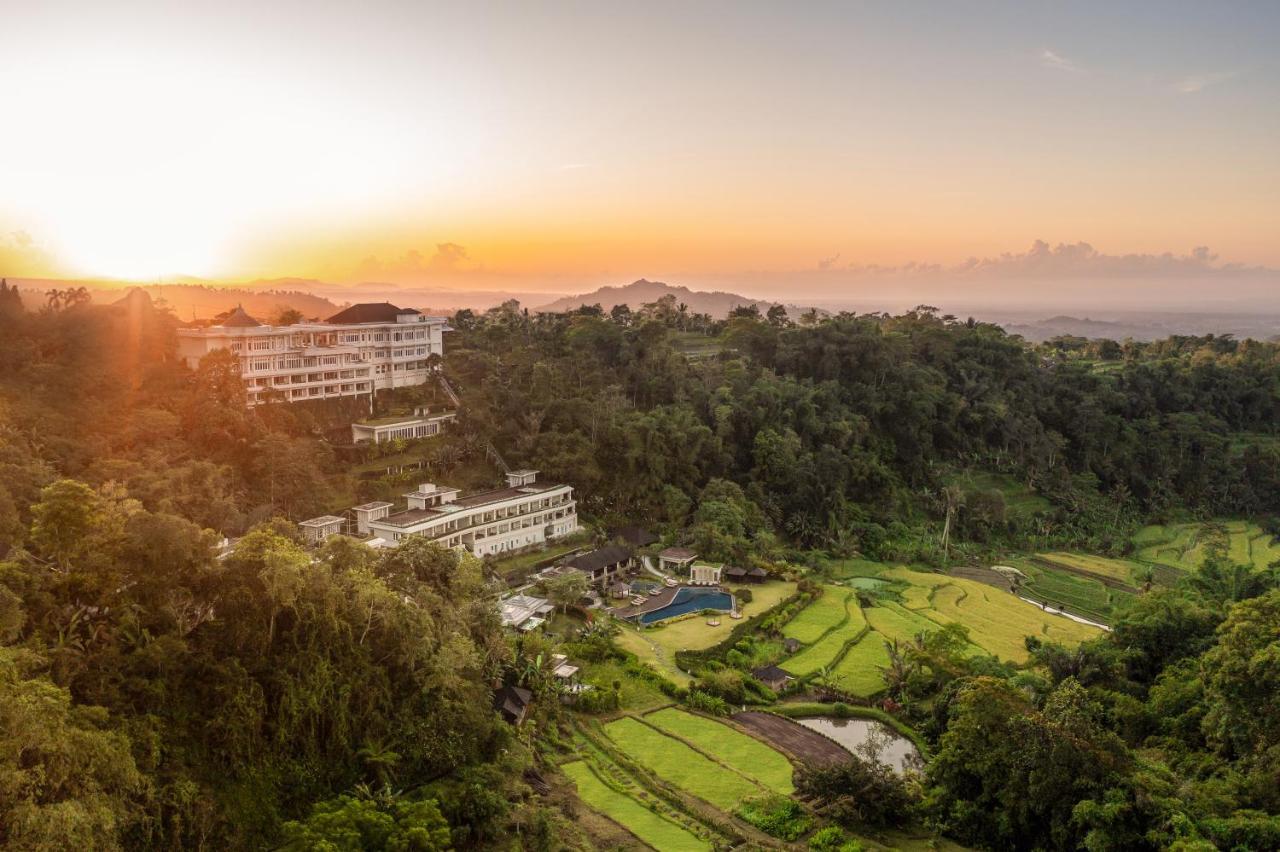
[735,794,812,840]
[808,825,864,852]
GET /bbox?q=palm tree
[357,739,402,787]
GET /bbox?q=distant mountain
[535,279,817,319]
[999,312,1280,343]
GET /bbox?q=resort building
[724,565,769,584]
[176,302,448,406]
[658,547,698,574]
[351,501,393,535]
[350,410,456,444]
[500,593,555,631]
[565,545,634,590]
[298,515,344,544]
[751,665,795,692]
[689,562,723,586]
[364,470,579,557]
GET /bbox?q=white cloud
[1174,71,1238,93]
[1040,48,1079,73]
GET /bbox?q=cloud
[819,241,1272,281]
[354,242,476,282]
[817,253,841,270]
[1174,71,1237,93]
[1040,48,1079,73]
[0,231,60,278]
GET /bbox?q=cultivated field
[731,711,851,766]
[645,708,794,794]
[563,760,709,851]
[782,586,851,644]
[829,633,893,695]
[602,717,768,809]
[1133,521,1280,572]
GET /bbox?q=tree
[0,647,143,850]
[272,306,305,326]
[30,479,101,568]
[281,793,451,851]
[544,571,589,614]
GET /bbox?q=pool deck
[612,585,732,621]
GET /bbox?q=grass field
[829,633,893,696]
[579,658,671,711]
[946,470,1051,518]
[563,760,709,851]
[782,586,851,644]
[1015,562,1122,623]
[616,580,796,685]
[645,708,794,794]
[1038,552,1144,584]
[602,717,763,810]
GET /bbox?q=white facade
[351,411,456,444]
[299,515,344,544]
[176,304,448,406]
[366,471,579,558]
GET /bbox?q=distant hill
[535,278,817,319]
[9,279,341,323]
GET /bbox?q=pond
[639,588,734,625]
[795,717,922,773]
[844,577,889,591]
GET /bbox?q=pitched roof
[752,665,793,682]
[659,547,697,561]
[723,565,748,577]
[327,302,421,324]
[221,304,261,327]
[568,545,632,573]
[747,566,769,577]
[492,684,533,722]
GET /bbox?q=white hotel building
[365,470,579,557]
[176,302,448,406]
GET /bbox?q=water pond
[795,717,922,773]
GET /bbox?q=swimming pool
[638,588,734,624]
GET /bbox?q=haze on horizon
[2,0,1278,311]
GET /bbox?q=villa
[298,515,344,544]
[364,469,579,557]
[658,547,698,574]
[176,302,448,406]
[500,593,555,631]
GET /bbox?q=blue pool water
[639,588,734,624]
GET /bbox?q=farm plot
[1134,521,1280,573]
[731,712,851,766]
[829,633,892,697]
[602,717,763,811]
[1015,562,1124,624]
[782,586,851,644]
[645,708,794,794]
[782,602,868,676]
[926,581,1098,661]
[563,760,709,851]
[863,601,952,645]
[1036,553,1143,586]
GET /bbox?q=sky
[1,0,1278,305]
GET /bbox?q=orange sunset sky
[2,1,1278,302]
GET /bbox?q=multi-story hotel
[365,470,579,557]
[176,302,448,406]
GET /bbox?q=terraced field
[782,586,851,644]
[563,760,709,851]
[924,581,1096,661]
[644,708,795,794]
[602,717,766,810]
[778,563,1098,694]
[829,633,893,696]
[1134,521,1280,572]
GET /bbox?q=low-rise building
[299,515,344,544]
[689,562,722,586]
[352,501,393,535]
[351,410,456,444]
[658,547,698,574]
[176,302,448,406]
[752,665,795,692]
[500,593,555,631]
[565,545,634,589]
[366,470,579,558]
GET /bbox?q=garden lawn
[830,633,891,697]
[603,717,763,811]
[562,760,709,851]
[645,708,794,794]
[782,586,850,644]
